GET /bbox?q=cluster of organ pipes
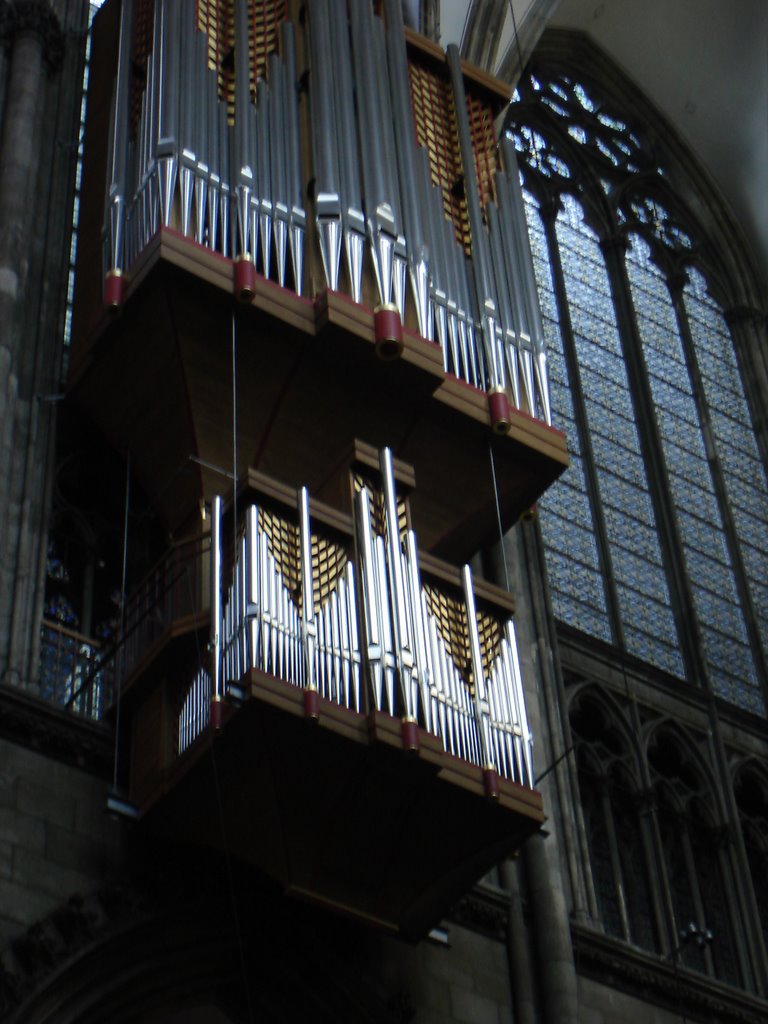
[104,0,551,424]
[106,0,305,290]
[178,665,211,756]
[178,449,534,790]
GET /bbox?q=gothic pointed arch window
[507,43,768,717]
[734,765,768,958]
[647,727,742,985]
[570,690,658,952]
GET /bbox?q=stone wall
[0,687,119,955]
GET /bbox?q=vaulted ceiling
[435,0,768,293]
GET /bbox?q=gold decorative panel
[423,582,503,691]
[260,507,348,617]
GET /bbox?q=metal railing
[39,620,114,720]
[38,534,210,724]
[121,533,210,680]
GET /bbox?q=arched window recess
[569,688,659,952]
[505,39,768,717]
[733,763,768,983]
[647,724,745,985]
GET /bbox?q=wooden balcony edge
[69,230,568,480]
[137,668,543,822]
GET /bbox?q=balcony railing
[39,620,114,720]
[178,448,534,794]
[121,533,210,680]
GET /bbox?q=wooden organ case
[69,0,568,938]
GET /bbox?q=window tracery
[508,58,768,715]
[734,767,768,957]
[570,691,658,952]
[648,728,741,985]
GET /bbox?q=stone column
[482,519,581,1022]
[0,1,67,686]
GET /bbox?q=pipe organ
[70,0,569,937]
[101,0,550,427]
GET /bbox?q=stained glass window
[626,235,762,713]
[510,68,766,716]
[525,193,610,641]
[555,201,682,675]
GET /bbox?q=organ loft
[67,0,568,937]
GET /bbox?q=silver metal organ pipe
[421,169,448,364]
[219,101,232,257]
[379,448,415,721]
[280,21,306,295]
[153,0,179,229]
[210,497,222,703]
[383,0,432,336]
[234,0,254,262]
[348,1,396,311]
[494,161,536,415]
[105,0,133,277]
[461,564,493,772]
[355,487,383,712]
[371,16,408,317]
[256,79,273,276]
[207,59,221,252]
[445,44,504,392]
[486,200,522,409]
[298,486,317,694]
[500,133,551,424]
[306,0,342,291]
[269,53,290,287]
[328,0,365,303]
[178,4,197,239]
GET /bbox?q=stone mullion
[669,277,768,703]
[716,836,761,994]
[636,788,679,959]
[600,235,709,688]
[539,198,625,648]
[679,822,716,977]
[668,278,768,994]
[634,791,667,953]
[724,306,768,475]
[599,784,632,942]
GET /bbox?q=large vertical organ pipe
[501,134,551,424]
[210,496,223,730]
[445,47,502,389]
[280,22,306,295]
[328,0,365,303]
[306,0,342,291]
[269,52,290,289]
[104,0,133,308]
[153,0,179,231]
[462,564,499,799]
[233,0,256,297]
[380,448,418,748]
[298,486,319,718]
[383,0,431,337]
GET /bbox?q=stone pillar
[499,858,538,1024]
[724,305,768,472]
[482,520,581,1022]
[0,1,70,687]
